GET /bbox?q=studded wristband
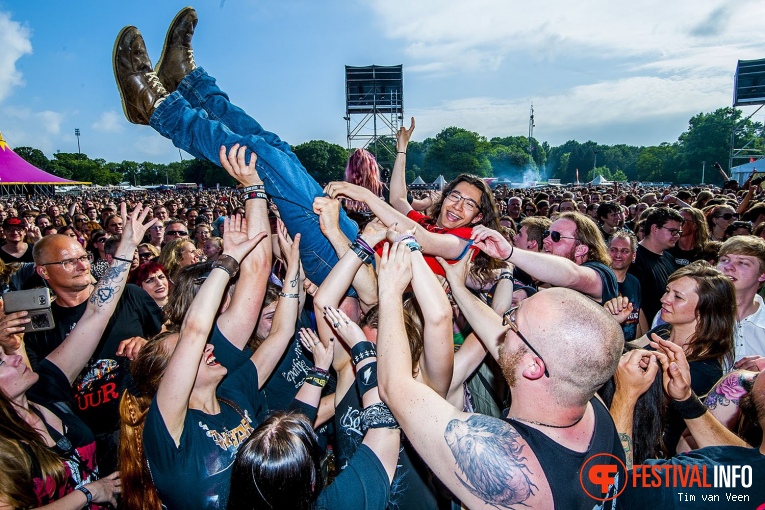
[212,254,240,278]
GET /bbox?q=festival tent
[432,175,447,190]
[589,175,611,185]
[409,176,429,189]
[0,132,89,195]
[730,159,765,185]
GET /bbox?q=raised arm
[250,220,303,389]
[389,118,415,215]
[436,254,506,362]
[409,243,454,397]
[651,337,748,449]
[217,144,273,350]
[471,225,605,301]
[377,242,544,509]
[156,215,266,444]
[324,181,471,260]
[48,204,157,383]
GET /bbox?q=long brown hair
[118,332,176,510]
[0,390,66,507]
[667,261,735,366]
[558,212,612,266]
[361,297,424,376]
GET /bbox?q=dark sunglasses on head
[730,221,753,231]
[543,230,578,243]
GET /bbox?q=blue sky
[1,0,764,166]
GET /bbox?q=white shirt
[733,294,765,364]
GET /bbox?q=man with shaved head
[24,232,163,473]
[377,242,626,509]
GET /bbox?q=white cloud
[0,10,32,103]
[134,134,174,158]
[36,111,64,135]
[92,111,124,133]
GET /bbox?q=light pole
[593,150,600,171]
[75,128,81,154]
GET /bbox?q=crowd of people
[1,6,765,510]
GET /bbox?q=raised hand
[614,350,659,401]
[276,218,301,270]
[298,328,334,371]
[435,250,472,288]
[603,296,633,324]
[0,300,28,354]
[396,117,415,152]
[323,181,373,203]
[322,306,367,349]
[221,214,267,263]
[120,203,158,247]
[361,218,388,247]
[470,225,512,260]
[377,242,413,297]
[312,196,342,236]
[649,334,693,401]
[219,144,263,187]
[116,336,148,361]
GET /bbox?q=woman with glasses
[630,261,735,451]
[87,231,110,281]
[706,204,739,241]
[137,243,160,264]
[0,205,155,508]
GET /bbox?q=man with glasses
[378,243,626,509]
[628,207,682,324]
[163,219,189,245]
[471,212,618,304]
[24,222,163,473]
[0,217,35,263]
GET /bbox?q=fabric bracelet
[241,184,265,193]
[404,240,422,252]
[502,244,514,262]
[242,191,268,201]
[279,291,299,298]
[393,233,416,244]
[361,402,399,431]
[311,366,329,376]
[351,341,376,366]
[304,373,329,388]
[673,391,707,420]
[112,256,133,264]
[498,272,513,281]
[355,236,375,255]
[355,362,378,397]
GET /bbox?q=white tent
[730,159,765,184]
[432,175,447,190]
[590,175,611,185]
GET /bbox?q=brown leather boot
[155,6,198,93]
[113,26,168,125]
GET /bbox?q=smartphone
[3,288,55,332]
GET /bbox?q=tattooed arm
[377,242,545,509]
[47,204,157,384]
[702,370,758,430]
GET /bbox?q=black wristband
[241,184,265,193]
[76,486,92,507]
[673,391,707,419]
[351,341,376,366]
[502,244,514,262]
[350,242,374,265]
[112,256,133,263]
[361,402,399,431]
[355,362,378,397]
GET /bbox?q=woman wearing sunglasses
[706,205,739,242]
[0,205,156,508]
[87,230,110,282]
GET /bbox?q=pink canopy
[0,132,89,185]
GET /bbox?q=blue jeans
[150,68,358,286]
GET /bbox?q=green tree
[14,146,52,171]
[423,127,491,181]
[635,143,679,182]
[292,140,348,184]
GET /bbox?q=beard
[498,343,529,387]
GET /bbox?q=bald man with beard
[377,242,626,509]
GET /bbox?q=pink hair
[344,149,384,212]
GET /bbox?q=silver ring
[345,320,350,324]
[333,322,340,328]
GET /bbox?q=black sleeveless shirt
[504,398,625,509]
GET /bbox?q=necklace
[511,411,586,429]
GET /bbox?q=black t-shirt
[27,360,101,507]
[143,361,265,510]
[0,261,43,294]
[622,446,765,509]
[24,285,163,453]
[316,444,390,510]
[628,245,678,323]
[0,243,34,262]
[582,260,619,305]
[334,384,439,510]
[668,245,703,267]
[618,274,642,341]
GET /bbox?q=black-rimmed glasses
[445,191,480,212]
[543,230,577,243]
[659,226,682,237]
[502,306,549,377]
